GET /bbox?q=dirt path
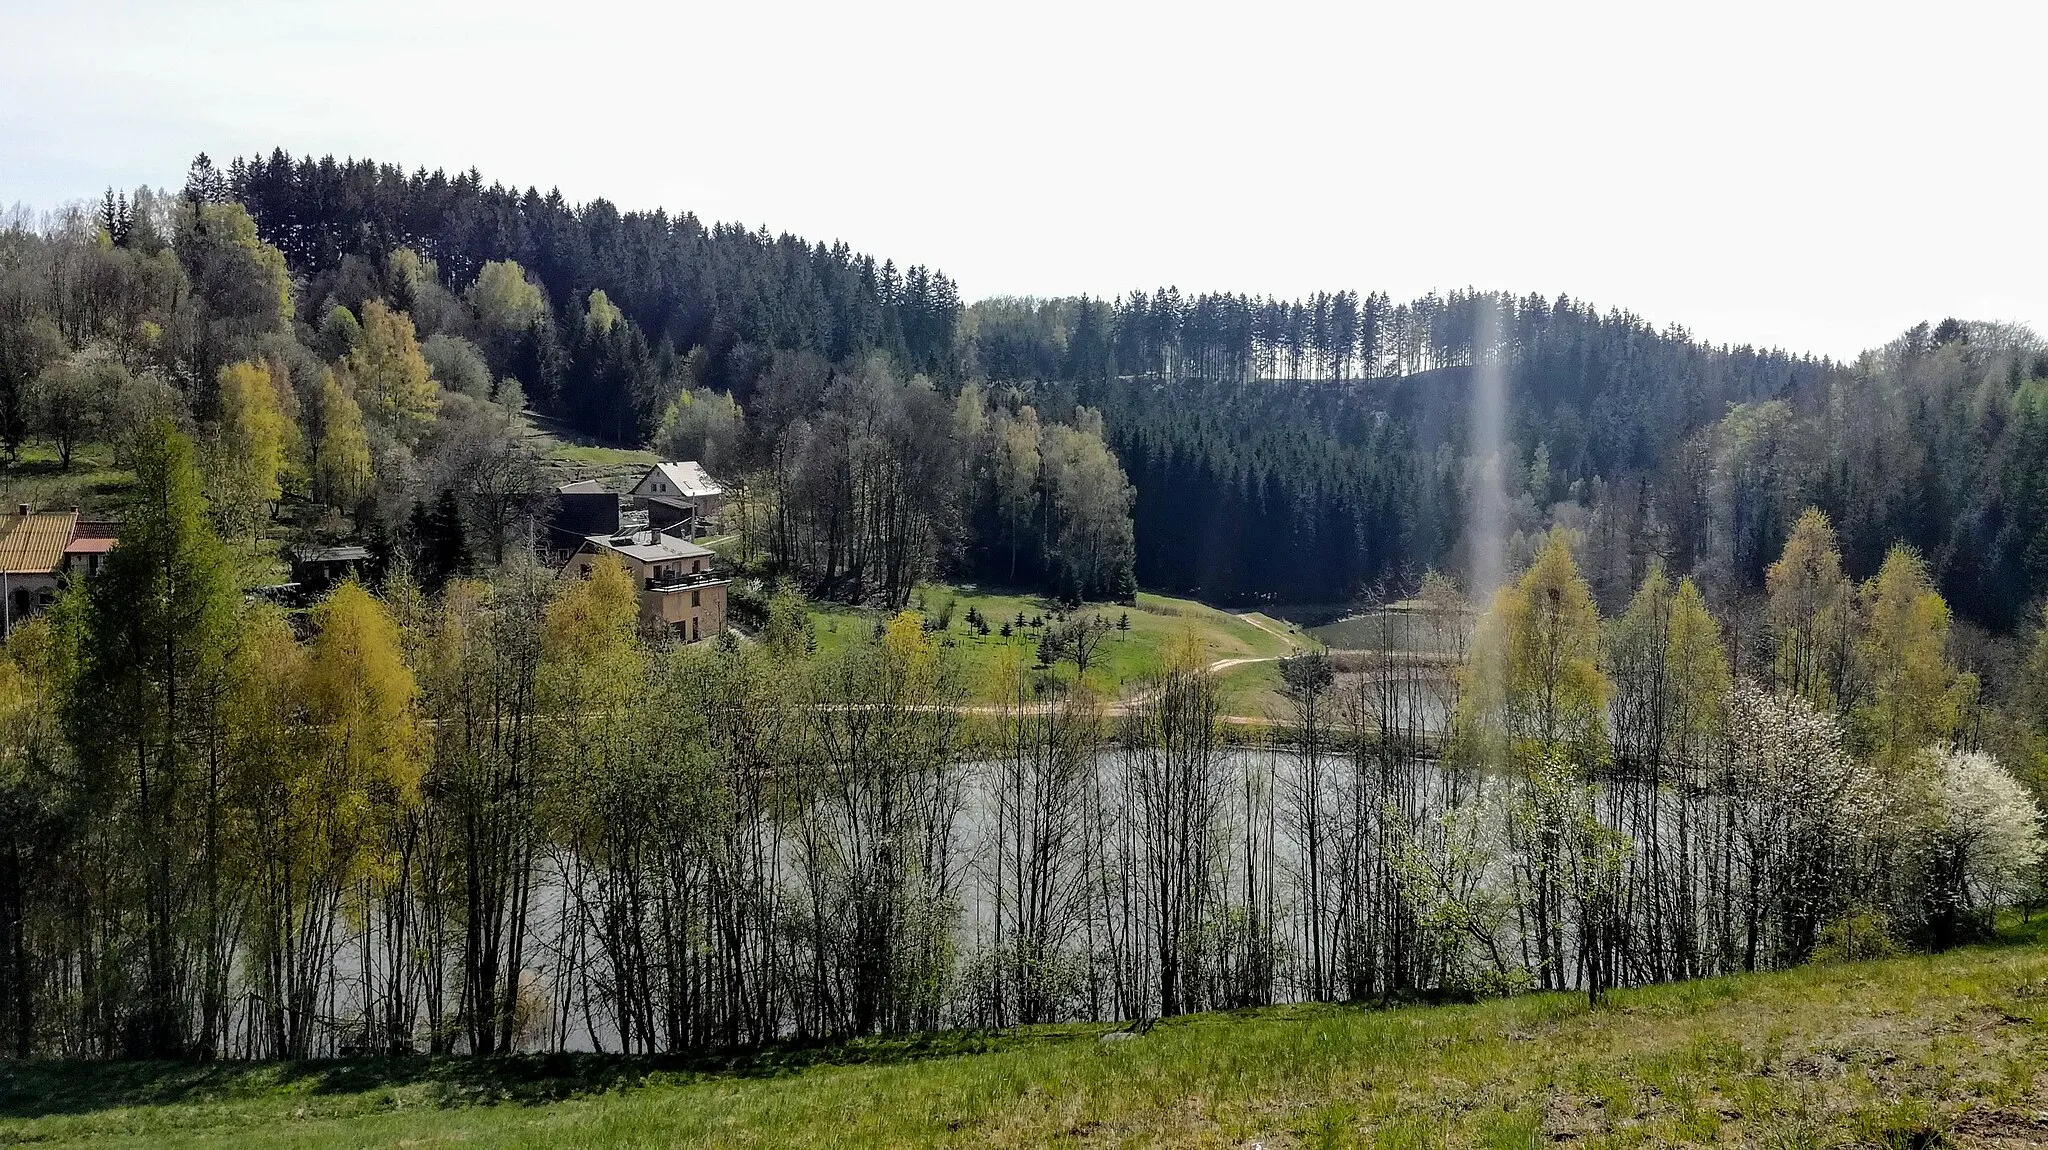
[1107,639,1303,717]
[1233,611,1304,651]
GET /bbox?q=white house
[629,462,725,537]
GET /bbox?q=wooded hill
[201,150,2048,631]
[0,152,2045,1073]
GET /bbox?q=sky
[3,0,2043,359]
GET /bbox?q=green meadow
[7,918,2046,1147]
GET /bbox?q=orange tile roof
[0,511,79,575]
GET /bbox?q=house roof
[558,479,608,495]
[0,511,79,575]
[638,462,722,499]
[64,519,118,555]
[291,544,372,564]
[576,530,715,566]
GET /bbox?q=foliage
[1765,507,1852,709]
[344,300,439,446]
[174,199,292,377]
[66,419,241,1056]
[312,370,371,511]
[420,333,491,401]
[1901,748,2045,947]
[26,351,120,469]
[1854,545,1965,768]
[204,359,289,534]
[1809,905,1901,964]
[1721,682,1884,966]
[466,260,549,338]
[316,304,362,360]
[1459,529,1609,771]
[654,386,742,470]
[1605,564,1728,774]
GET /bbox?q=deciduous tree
[345,300,439,446]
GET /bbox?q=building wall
[645,580,727,641]
[1,573,61,632]
[688,581,727,642]
[565,544,727,642]
[550,491,623,550]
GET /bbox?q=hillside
[809,584,1313,715]
[6,919,2044,1148]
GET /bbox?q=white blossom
[1918,748,2045,911]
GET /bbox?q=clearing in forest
[808,585,1314,714]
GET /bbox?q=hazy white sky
[4,0,2043,358]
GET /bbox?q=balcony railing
[645,570,729,593]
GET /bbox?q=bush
[1811,906,1901,964]
[1903,748,2046,949]
[725,579,771,631]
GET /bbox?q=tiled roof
[65,519,119,554]
[0,511,79,575]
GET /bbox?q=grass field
[6,919,2047,1147]
[544,442,659,468]
[0,441,136,518]
[809,584,1313,712]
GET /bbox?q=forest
[0,155,1136,607]
[0,151,2042,1061]
[193,150,2048,629]
[0,440,2039,1058]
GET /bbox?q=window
[580,563,591,579]
[692,559,702,573]
[691,589,700,607]
[691,617,699,642]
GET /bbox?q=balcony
[645,569,728,594]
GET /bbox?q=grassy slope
[7,919,2048,1147]
[0,441,135,518]
[0,442,287,588]
[810,586,1310,713]
[545,442,659,469]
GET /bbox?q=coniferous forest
[0,152,2042,1062]
[198,150,2048,622]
